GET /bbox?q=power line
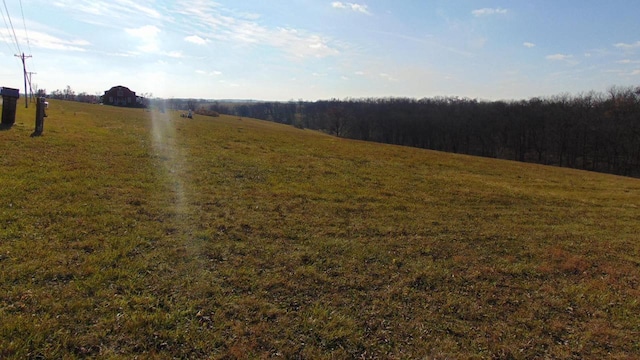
[0,3,18,54]
[2,0,22,54]
[18,0,33,70]
[3,0,34,108]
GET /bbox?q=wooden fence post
[31,97,46,137]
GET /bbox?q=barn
[103,85,145,107]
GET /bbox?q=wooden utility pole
[15,53,32,108]
[27,71,36,102]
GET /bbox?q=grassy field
[1,100,639,359]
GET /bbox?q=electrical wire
[2,0,22,54]
[18,0,36,97]
[18,0,32,56]
[0,4,19,54]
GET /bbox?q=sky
[1,0,640,101]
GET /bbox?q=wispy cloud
[545,53,580,66]
[288,31,340,58]
[185,35,209,45]
[0,28,90,52]
[523,42,536,48]
[52,0,165,27]
[546,53,573,61]
[617,59,640,64]
[196,70,222,76]
[175,3,340,59]
[164,51,184,58]
[472,7,508,17]
[614,41,640,49]
[331,2,371,15]
[379,73,397,81]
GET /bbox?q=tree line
[41,85,640,177]
[45,86,101,103]
[216,87,640,177]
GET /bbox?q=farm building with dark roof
[103,86,145,108]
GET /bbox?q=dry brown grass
[1,100,639,358]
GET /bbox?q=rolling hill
[1,100,638,358]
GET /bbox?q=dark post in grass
[0,87,20,129]
[31,97,47,137]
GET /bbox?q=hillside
[1,100,639,358]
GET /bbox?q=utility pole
[27,72,36,103]
[15,53,32,108]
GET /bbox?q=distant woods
[211,87,640,178]
[44,85,640,177]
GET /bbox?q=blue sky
[1,0,640,100]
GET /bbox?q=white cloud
[331,2,371,15]
[379,73,397,81]
[631,69,640,75]
[279,29,336,57]
[175,4,340,59]
[164,51,184,58]
[52,0,165,27]
[125,25,161,53]
[196,70,222,76]
[472,8,508,17]
[546,53,573,61]
[523,42,536,48]
[302,34,340,57]
[265,28,339,58]
[185,35,209,45]
[0,28,90,52]
[125,25,161,39]
[106,51,136,57]
[617,59,640,64]
[614,41,640,49]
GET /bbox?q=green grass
[1,100,639,359]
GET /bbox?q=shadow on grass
[0,123,13,131]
